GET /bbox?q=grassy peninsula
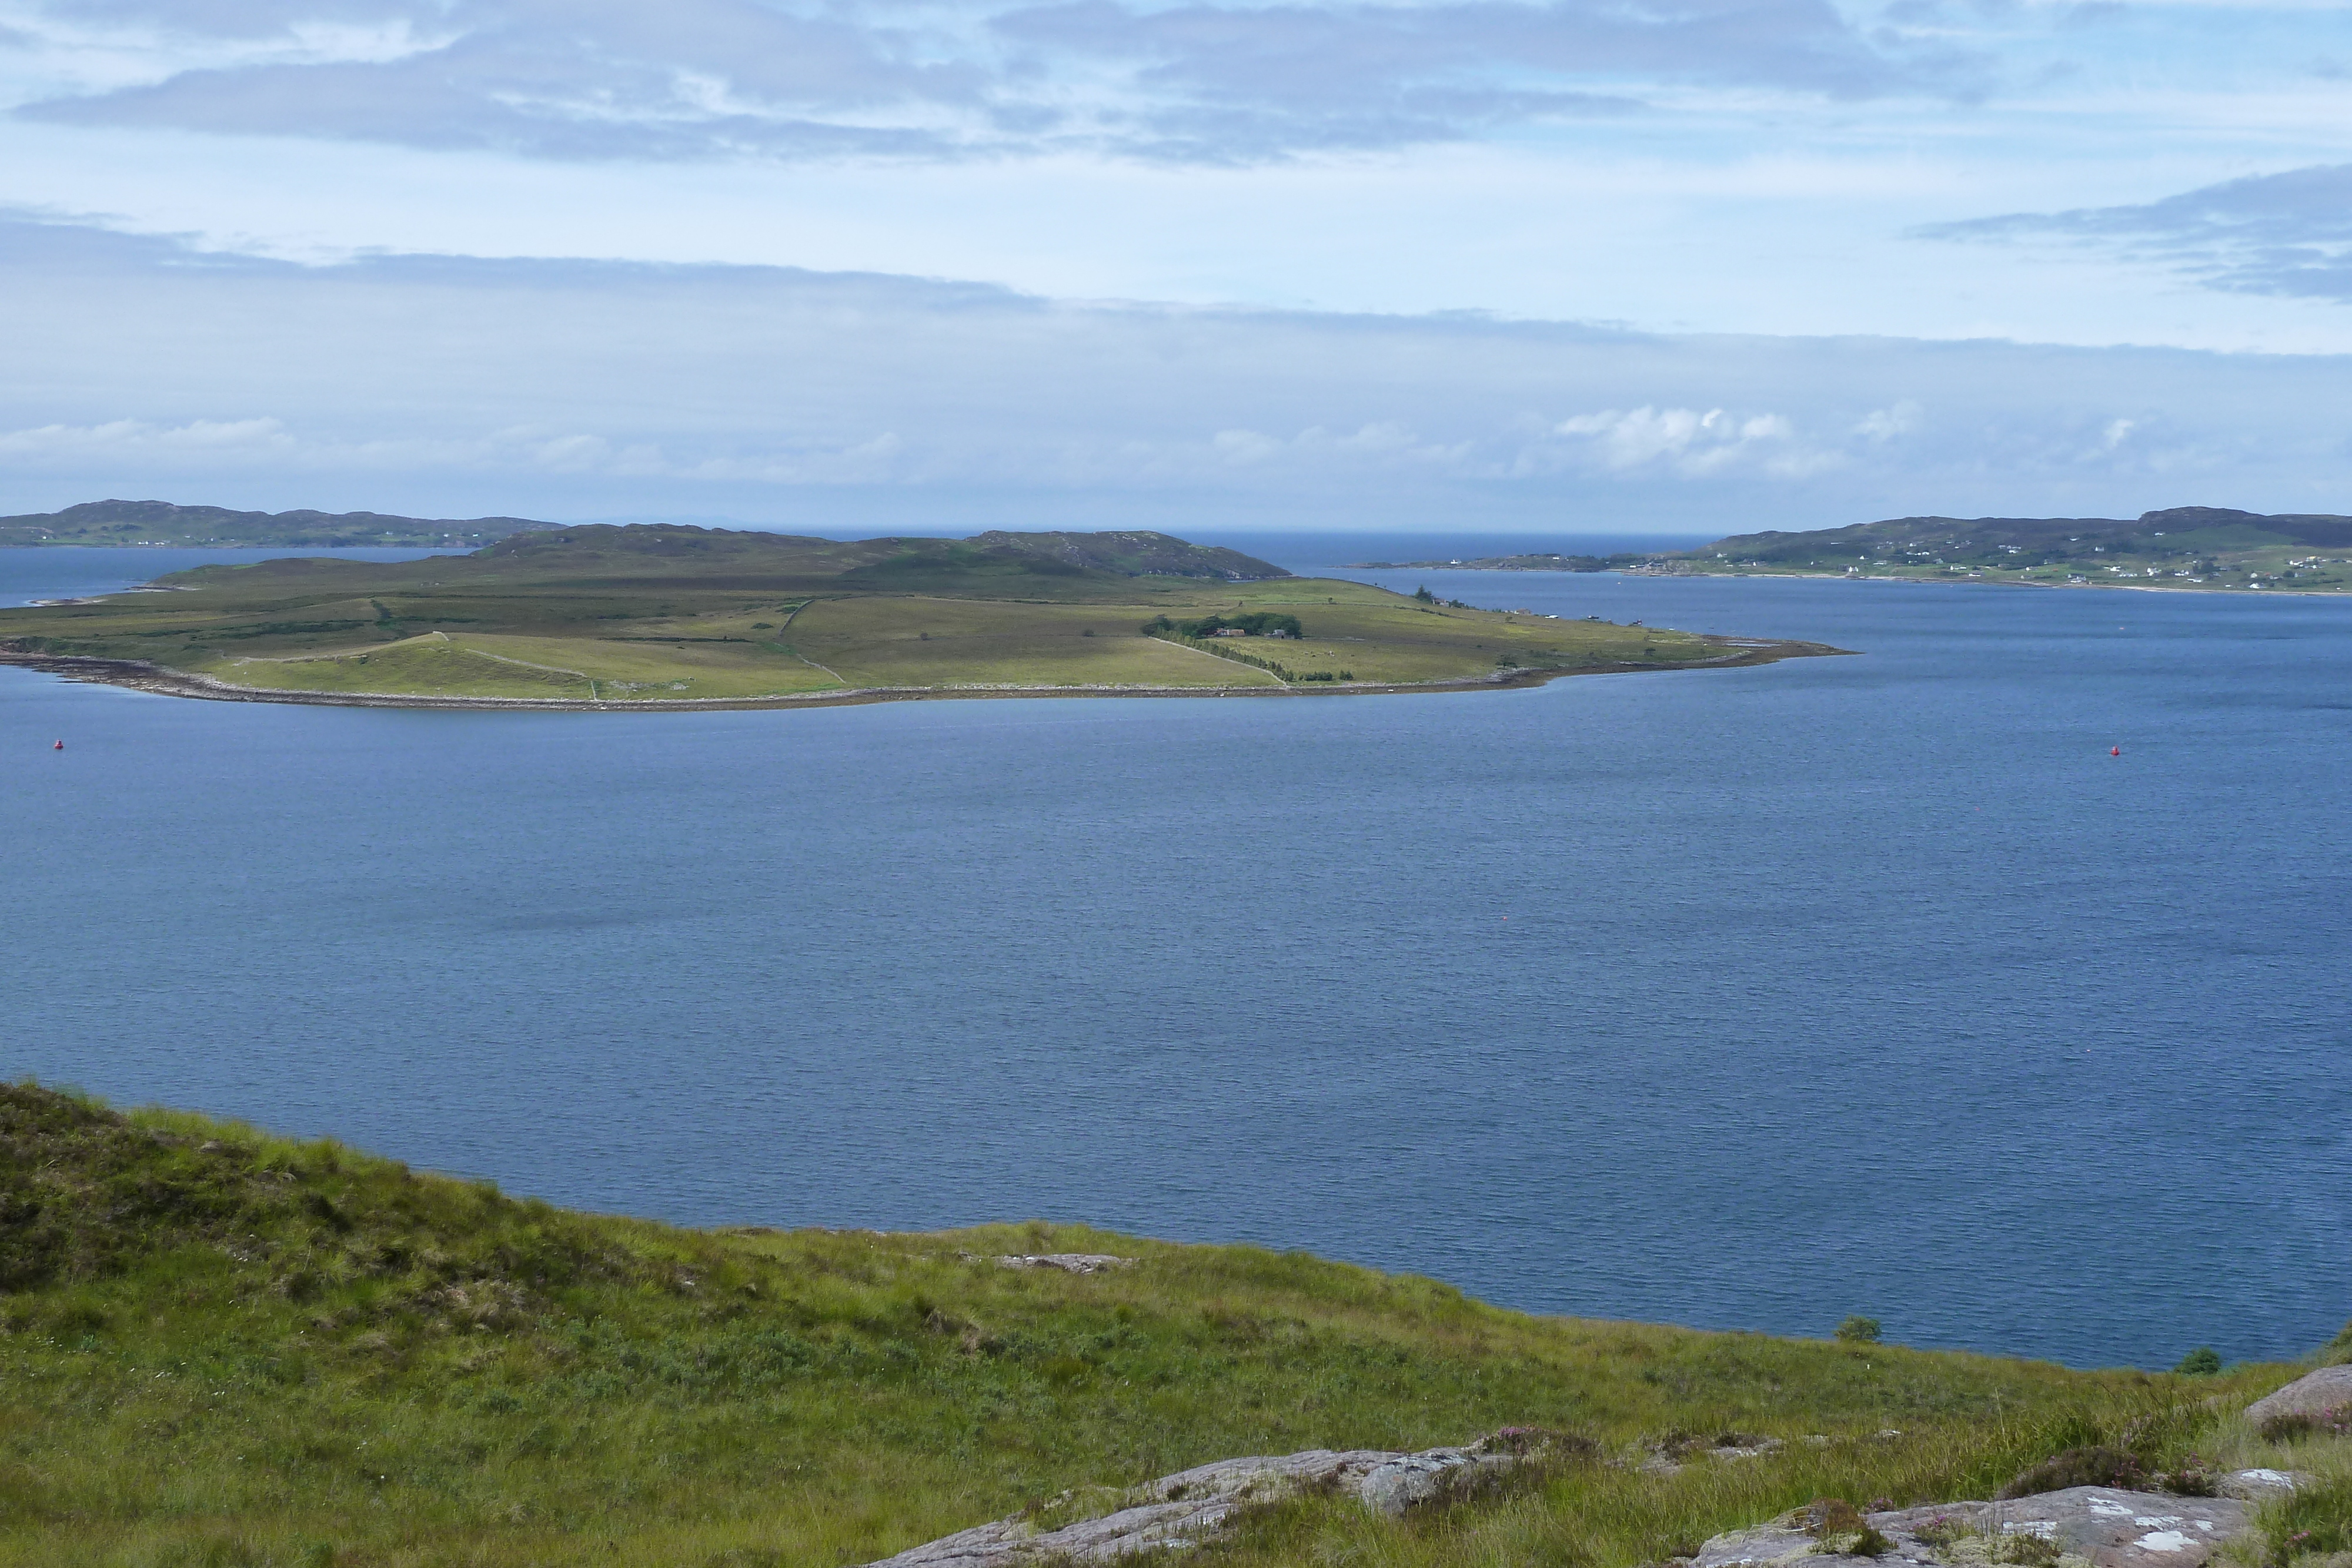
[1362,507,2352,593]
[5,1082,2345,1568]
[1682,507,2352,591]
[0,524,1833,707]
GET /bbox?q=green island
[0,524,1836,707]
[1360,508,2352,593]
[4,1081,2348,1567]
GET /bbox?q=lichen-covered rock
[1694,1488,2248,1568]
[2218,1469,2302,1501]
[2243,1366,2352,1432]
[1137,1448,1399,1506]
[867,1497,1231,1566]
[1641,1431,1786,1476]
[862,1443,1517,1565]
[1358,1448,1515,1517]
[990,1253,1136,1274]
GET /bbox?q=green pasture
[196,629,847,701]
[787,596,1277,688]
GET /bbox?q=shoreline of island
[1341,564,2352,598]
[0,636,1849,712]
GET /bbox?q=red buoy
[2110,746,2120,757]
[52,740,62,750]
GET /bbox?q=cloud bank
[3,0,1984,162]
[1920,164,2352,305]
[4,214,2348,529]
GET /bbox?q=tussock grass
[0,1084,2308,1567]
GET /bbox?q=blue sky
[2,0,2350,532]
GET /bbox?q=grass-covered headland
[3,1082,2343,1568]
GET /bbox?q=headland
[1365,507,2352,594]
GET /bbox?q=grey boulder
[1358,1448,1516,1517]
[1694,1488,2249,1568]
[2243,1365,2352,1430]
[2217,1469,2301,1500]
[863,1443,1518,1565]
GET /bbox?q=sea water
[2,541,2346,1370]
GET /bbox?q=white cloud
[0,0,1990,165]
[3,218,2350,530]
[1916,163,2352,305]
[0,414,296,456]
[1854,399,1922,442]
[1551,406,1808,474]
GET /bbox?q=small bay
[2,541,2346,1370]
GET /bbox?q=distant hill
[1670,506,2352,590]
[1696,506,2352,568]
[479,523,1289,584]
[0,499,564,549]
[1,506,1293,581]
[967,530,1287,581]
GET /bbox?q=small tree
[1836,1315,1883,1345]
[2173,1347,2222,1376]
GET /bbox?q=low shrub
[2174,1348,2223,1376]
[1996,1446,2146,1499]
[1912,1514,1976,1548]
[1482,1425,1598,1461]
[2259,1405,2352,1445]
[1804,1498,1895,1557]
[1837,1317,1883,1345]
[1994,1530,2066,1567]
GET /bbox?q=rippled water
[4,541,2347,1370]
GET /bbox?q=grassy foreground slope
[0,525,1818,706]
[2,1083,2335,1568]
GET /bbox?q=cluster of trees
[1142,611,1305,639]
[1139,613,1350,681]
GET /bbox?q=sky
[2,0,2350,533]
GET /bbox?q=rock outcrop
[862,1440,1523,1565]
[867,1373,2345,1568]
[2217,1469,2301,1501]
[987,1253,1135,1274]
[2244,1365,2352,1432]
[1695,1488,2250,1568]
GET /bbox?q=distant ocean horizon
[1186,530,1716,566]
[4,540,2346,1372]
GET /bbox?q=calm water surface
[4,542,2346,1370]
